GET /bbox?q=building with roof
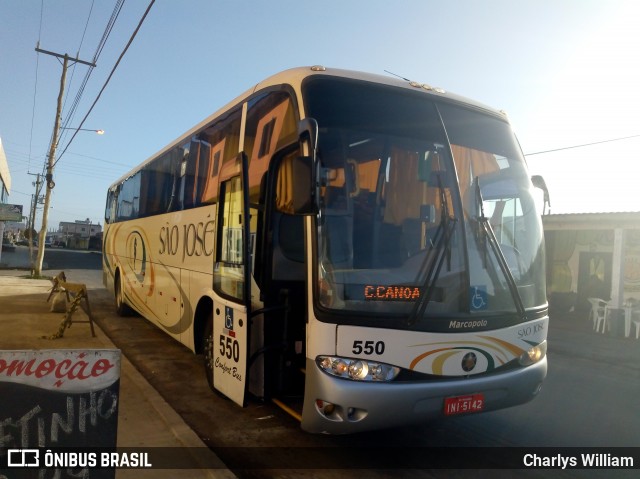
[56,218,102,250]
[543,212,640,335]
[0,138,9,203]
[0,137,17,260]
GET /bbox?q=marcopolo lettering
[448,320,488,329]
[159,220,215,260]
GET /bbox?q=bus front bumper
[300,356,547,434]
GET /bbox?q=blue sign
[470,286,488,311]
[225,306,234,330]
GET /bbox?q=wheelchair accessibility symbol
[225,306,234,330]
[470,286,488,311]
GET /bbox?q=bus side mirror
[291,155,317,215]
[290,118,319,215]
[531,175,550,215]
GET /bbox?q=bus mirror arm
[531,175,550,215]
[291,118,320,215]
[298,118,318,154]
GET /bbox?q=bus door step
[272,396,303,423]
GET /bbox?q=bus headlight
[317,356,399,381]
[518,340,547,366]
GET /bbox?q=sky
[1,0,639,232]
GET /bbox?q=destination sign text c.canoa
[364,285,421,301]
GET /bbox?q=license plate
[444,393,484,416]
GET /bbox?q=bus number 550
[352,340,385,355]
[220,335,240,362]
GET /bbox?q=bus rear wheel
[203,312,215,392]
[115,273,133,317]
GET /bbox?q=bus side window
[105,189,116,223]
[116,172,141,221]
[198,108,242,204]
[214,176,246,301]
[181,139,201,209]
[245,90,299,198]
[139,153,173,216]
[164,141,191,212]
[272,152,305,281]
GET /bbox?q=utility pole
[33,46,95,277]
[27,172,42,268]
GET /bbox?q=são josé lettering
[159,220,215,260]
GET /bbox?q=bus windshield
[303,77,546,328]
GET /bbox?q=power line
[77,0,96,53]
[28,52,40,173]
[63,151,132,168]
[27,0,46,174]
[59,0,97,142]
[58,0,125,149]
[6,145,131,170]
[524,134,640,156]
[8,189,35,197]
[94,0,127,62]
[55,0,156,167]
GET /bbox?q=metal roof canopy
[543,212,640,231]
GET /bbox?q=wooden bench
[46,271,96,339]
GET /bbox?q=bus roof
[109,66,507,188]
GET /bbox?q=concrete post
[609,227,626,336]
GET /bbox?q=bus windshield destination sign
[364,285,421,301]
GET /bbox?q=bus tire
[115,273,133,317]
[203,311,216,392]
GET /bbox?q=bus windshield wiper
[407,176,456,327]
[474,177,527,321]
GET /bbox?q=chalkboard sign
[0,350,121,478]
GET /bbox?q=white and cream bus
[103,66,549,434]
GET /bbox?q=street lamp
[60,127,105,134]
[32,124,105,276]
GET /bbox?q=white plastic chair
[623,299,640,338]
[623,307,632,338]
[632,310,640,339]
[587,298,609,333]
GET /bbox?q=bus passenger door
[211,152,252,406]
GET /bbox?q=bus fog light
[519,340,547,366]
[317,356,399,381]
[316,399,335,416]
